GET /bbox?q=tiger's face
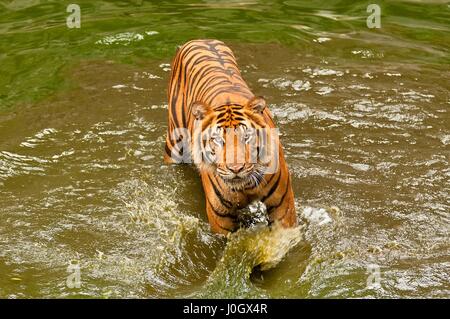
[192,97,278,189]
[205,124,260,184]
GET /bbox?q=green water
[0,0,449,298]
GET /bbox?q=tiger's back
[168,39,252,124]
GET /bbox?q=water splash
[106,177,222,297]
[195,223,305,298]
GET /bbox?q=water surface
[0,0,449,298]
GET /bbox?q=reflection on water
[0,0,449,298]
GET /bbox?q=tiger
[164,39,297,235]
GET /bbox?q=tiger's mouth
[219,174,246,184]
[221,175,247,183]
[220,176,251,190]
[217,168,265,189]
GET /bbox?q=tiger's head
[191,97,279,190]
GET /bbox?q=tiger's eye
[212,134,223,146]
[244,128,255,143]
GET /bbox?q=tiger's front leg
[205,199,238,235]
[201,173,239,235]
[263,171,298,228]
[267,186,297,227]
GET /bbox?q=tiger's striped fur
[164,39,297,234]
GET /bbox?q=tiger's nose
[227,163,244,174]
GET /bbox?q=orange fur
[164,39,297,234]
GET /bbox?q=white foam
[313,37,331,43]
[302,207,332,226]
[316,86,334,95]
[96,32,145,46]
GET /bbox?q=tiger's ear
[192,101,210,120]
[247,96,266,113]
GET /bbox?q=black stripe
[206,198,237,232]
[165,144,182,163]
[261,171,281,202]
[208,174,233,209]
[170,44,206,127]
[198,77,231,102]
[216,117,228,125]
[182,50,208,102]
[188,65,221,102]
[206,87,252,104]
[164,143,172,157]
[170,74,182,127]
[217,223,234,232]
[267,176,290,214]
[268,204,289,224]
